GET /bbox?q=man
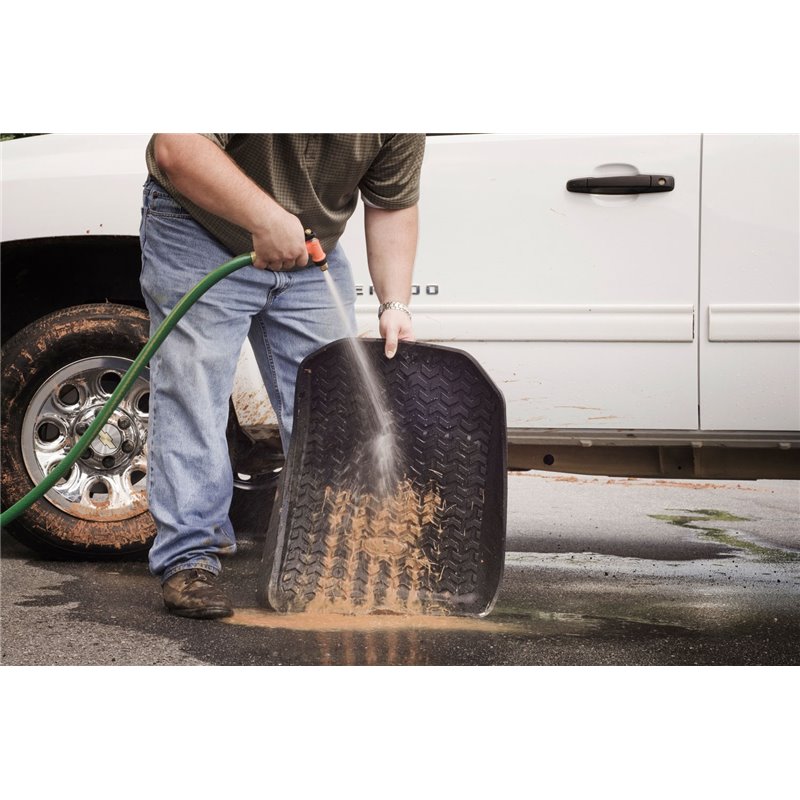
[140,134,425,619]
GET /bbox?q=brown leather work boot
[162,568,233,619]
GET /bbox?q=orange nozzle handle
[304,229,328,271]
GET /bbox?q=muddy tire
[1,304,156,559]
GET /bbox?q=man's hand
[379,308,415,359]
[251,208,308,271]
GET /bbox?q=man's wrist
[378,301,412,320]
[248,192,289,235]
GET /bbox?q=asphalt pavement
[2,470,799,666]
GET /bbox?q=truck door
[343,134,702,431]
[699,134,800,431]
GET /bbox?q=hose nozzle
[305,229,328,271]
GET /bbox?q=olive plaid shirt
[145,134,426,255]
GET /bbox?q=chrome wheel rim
[21,357,151,521]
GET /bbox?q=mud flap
[257,339,507,616]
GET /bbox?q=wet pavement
[2,471,799,665]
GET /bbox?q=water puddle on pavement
[648,508,800,563]
[220,606,690,665]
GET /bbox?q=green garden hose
[0,251,255,528]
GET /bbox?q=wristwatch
[377,301,412,320]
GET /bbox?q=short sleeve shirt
[145,134,426,255]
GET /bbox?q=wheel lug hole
[121,441,135,454]
[102,456,115,469]
[118,417,131,430]
[76,423,89,435]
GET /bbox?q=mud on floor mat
[257,339,507,617]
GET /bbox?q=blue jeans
[139,178,356,581]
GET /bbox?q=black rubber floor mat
[257,339,507,617]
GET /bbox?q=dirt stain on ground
[223,607,523,634]
[519,473,762,491]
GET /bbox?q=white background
[2,1,798,797]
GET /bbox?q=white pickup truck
[2,133,798,558]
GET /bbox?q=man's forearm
[154,134,283,233]
[364,204,419,304]
[153,134,306,270]
[366,204,418,358]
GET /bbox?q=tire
[225,401,282,539]
[1,304,156,559]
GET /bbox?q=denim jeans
[139,178,356,581]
